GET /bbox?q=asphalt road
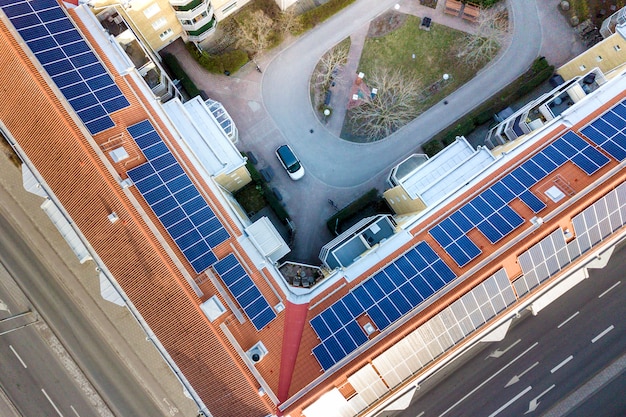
[0,213,164,417]
[385,244,626,417]
[0,275,101,417]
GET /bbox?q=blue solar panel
[450,210,473,232]
[127,120,229,273]
[490,181,515,203]
[311,241,457,369]
[602,140,626,160]
[368,305,390,329]
[519,190,546,213]
[460,204,483,224]
[501,174,525,195]
[0,0,130,135]
[522,159,547,181]
[346,321,368,345]
[511,167,535,188]
[325,337,345,362]
[481,188,504,210]
[571,153,599,175]
[312,344,335,370]
[471,196,492,216]
[582,125,609,146]
[592,117,619,136]
[477,220,501,244]
[213,254,276,331]
[533,152,558,174]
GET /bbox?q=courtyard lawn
[359,15,486,100]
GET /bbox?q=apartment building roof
[1,2,625,417]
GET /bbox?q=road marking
[41,388,64,417]
[557,311,579,329]
[505,361,539,387]
[550,355,574,374]
[416,412,425,417]
[591,325,614,343]
[70,405,80,417]
[598,281,620,298]
[488,386,532,417]
[9,345,27,368]
[485,338,522,359]
[524,384,555,414]
[439,341,538,417]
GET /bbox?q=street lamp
[443,73,450,81]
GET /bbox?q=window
[615,44,622,52]
[596,55,603,62]
[159,28,173,40]
[152,17,167,30]
[579,64,586,71]
[143,3,160,18]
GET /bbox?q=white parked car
[275,145,305,180]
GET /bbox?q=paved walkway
[171,0,584,262]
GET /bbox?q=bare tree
[457,5,508,68]
[312,41,350,91]
[349,68,422,140]
[235,10,275,55]
[277,8,302,36]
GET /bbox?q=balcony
[170,0,203,10]
[185,17,216,42]
[176,3,213,23]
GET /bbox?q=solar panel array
[0,0,130,135]
[311,242,456,371]
[581,99,626,161]
[126,120,229,274]
[514,182,626,297]
[429,131,609,267]
[213,254,276,331]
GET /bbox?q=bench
[462,2,480,22]
[444,0,462,16]
[260,166,274,182]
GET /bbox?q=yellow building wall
[214,165,251,193]
[557,33,626,80]
[383,186,427,216]
[211,0,253,20]
[92,0,183,52]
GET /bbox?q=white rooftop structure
[393,137,496,205]
[162,97,245,177]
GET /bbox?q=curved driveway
[262,0,542,188]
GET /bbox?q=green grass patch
[358,16,482,91]
[234,183,266,214]
[296,0,356,33]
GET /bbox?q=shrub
[297,0,356,33]
[185,43,249,74]
[162,53,201,98]
[326,188,380,234]
[423,139,444,157]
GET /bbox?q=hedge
[326,188,379,234]
[162,53,201,98]
[429,57,554,155]
[296,0,356,33]
[185,43,249,74]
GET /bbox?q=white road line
[557,311,580,329]
[416,412,425,417]
[598,281,620,298]
[41,388,64,417]
[8,345,27,368]
[70,405,80,417]
[439,342,538,417]
[591,325,614,343]
[487,386,532,417]
[485,338,522,359]
[550,355,574,374]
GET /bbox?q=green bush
[326,188,379,234]
[162,53,201,98]
[423,140,444,157]
[297,0,356,33]
[185,42,249,74]
[263,184,290,223]
[431,57,554,146]
[464,0,502,7]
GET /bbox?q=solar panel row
[429,130,609,267]
[213,254,276,331]
[0,0,129,135]
[581,99,626,162]
[311,242,456,370]
[126,120,229,273]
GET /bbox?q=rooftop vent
[530,216,544,226]
[108,212,119,223]
[246,341,268,364]
[109,146,129,163]
[274,302,285,313]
